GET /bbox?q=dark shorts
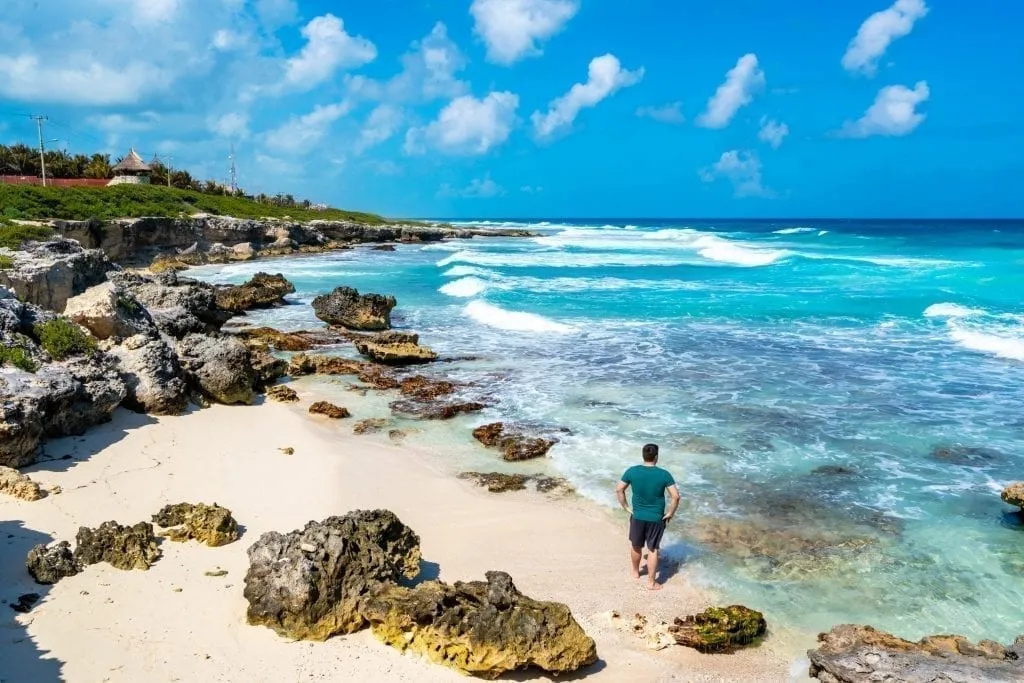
[629,517,666,551]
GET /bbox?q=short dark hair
[642,444,659,462]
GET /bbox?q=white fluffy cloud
[531,54,644,140]
[355,105,405,154]
[348,23,467,104]
[471,0,579,65]
[0,56,172,105]
[700,150,773,198]
[263,101,352,152]
[840,81,929,137]
[284,14,377,90]
[406,91,519,155]
[843,0,929,77]
[210,112,250,139]
[758,117,789,149]
[636,102,686,125]
[697,54,765,129]
[439,174,505,198]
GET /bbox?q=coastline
[1,399,802,682]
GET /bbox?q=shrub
[0,344,39,372]
[33,318,97,360]
[0,254,13,270]
[0,221,54,250]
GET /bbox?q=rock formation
[668,606,767,653]
[111,270,229,338]
[309,401,351,419]
[472,423,558,462]
[0,465,45,500]
[458,472,574,495]
[73,521,161,571]
[215,273,295,313]
[807,624,1024,682]
[26,541,81,584]
[244,510,421,640]
[235,327,315,352]
[351,331,438,365]
[176,333,255,405]
[389,399,485,421]
[0,239,114,311]
[108,333,189,415]
[312,287,396,330]
[398,375,456,400]
[1002,483,1024,510]
[63,281,156,340]
[361,571,598,679]
[354,418,389,435]
[266,385,299,403]
[930,444,1006,467]
[152,502,239,547]
[288,353,366,377]
[248,346,287,391]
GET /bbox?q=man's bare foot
[631,570,641,579]
[646,582,664,591]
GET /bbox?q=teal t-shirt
[621,465,676,523]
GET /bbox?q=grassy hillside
[0,184,390,224]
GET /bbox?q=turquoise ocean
[191,219,1024,643]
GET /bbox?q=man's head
[642,443,659,463]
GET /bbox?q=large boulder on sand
[0,238,114,311]
[243,510,421,641]
[110,270,230,339]
[361,571,598,679]
[668,605,767,653]
[62,281,156,340]
[807,624,1024,682]
[0,466,45,501]
[351,331,437,365]
[108,333,189,415]
[175,333,255,405]
[215,273,295,313]
[152,502,239,547]
[73,521,161,571]
[312,287,396,330]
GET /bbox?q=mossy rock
[33,318,97,360]
[669,605,767,653]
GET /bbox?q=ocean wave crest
[924,303,986,318]
[693,235,790,267]
[773,227,815,235]
[948,327,1024,362]
[439,277,488,298]
[442,265,493,278]
[464,300,576,334]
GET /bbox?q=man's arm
[663,484,680,522]
[616,481,632,515]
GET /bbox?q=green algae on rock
[153,502,240,548]
[669,605,767,653]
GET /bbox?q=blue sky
[0,0,1021,218]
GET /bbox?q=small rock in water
[811,465,858,477]
[668,605,767,653]
[1002,483,1024,510]
[353,418,389,435]
[930,443,1005,467]
[309,401,351,419]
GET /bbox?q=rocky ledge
[215,273,295,313]
[807,624,1024,682]
[313,286,396,331]
[473,422,562,462]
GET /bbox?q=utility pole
[228,143,237,194]
[30,115,48,187]
[165,155,174,188]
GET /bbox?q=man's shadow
[0,520,65,683]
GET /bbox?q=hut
[108,148,152,186]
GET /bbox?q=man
[616,443,680,591]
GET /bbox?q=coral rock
[399,375,457,400]
[235,327,314,352]
[108,333,189,415]
[808,624,1024,682]
[668,605,767,653]
[0,465,45,501]
[215,273,295,313]
[153,502,239,547]
[26,541,81,584]
[73,521,161,571]
[389,399,485,421]
[1002,482,1024,510]
[361,571,598,680]
[312,287,396,330]
[309,401,351,419]
[288,353,366,378]
[244,510,421,641]
[354,418,389,435]
[352,331,437,366]
[266,385,299,403]
[472,423,558,462]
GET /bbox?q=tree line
[0,143,314,208]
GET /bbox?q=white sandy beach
[1,399,804,682]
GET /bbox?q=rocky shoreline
[3,233,1024,681]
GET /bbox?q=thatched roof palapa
[112,148,152,174]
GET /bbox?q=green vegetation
[33,318,97,360]
[0,219,55,249]
[0,184,390,224]
[0,344,38,372]
[0,254,13,270]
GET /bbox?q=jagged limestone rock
[175,333,255,405]
[0,465,45,500]
[215,273,295,313]
[472,423,558,461]
[361,571,598,680]
[309,401,351,419]
[73,521,161,571]
[808,624,1024,682]
[266,385,299,403]
[108,333,189,415]
[351,331,438,366]
[244,510,421,641]
[63,281,156,340]
[668,605,767,653]
[152,502,240,547]
[1002,482,1024,510]
[26,541,81,584]
[312,287,396,330]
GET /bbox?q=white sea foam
[924,303,986,318]
[693,235,789,267]
[419,242,465,252]
[463,300,576,333]
[439,277,488,297]
[442,265,492,278]
[818,230,830,236]
[439,249,697,269]
[948,327,1024,362]
[773,227,815,235]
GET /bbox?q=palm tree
[83,154,113,179]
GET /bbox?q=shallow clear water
[192,219,1024,642]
